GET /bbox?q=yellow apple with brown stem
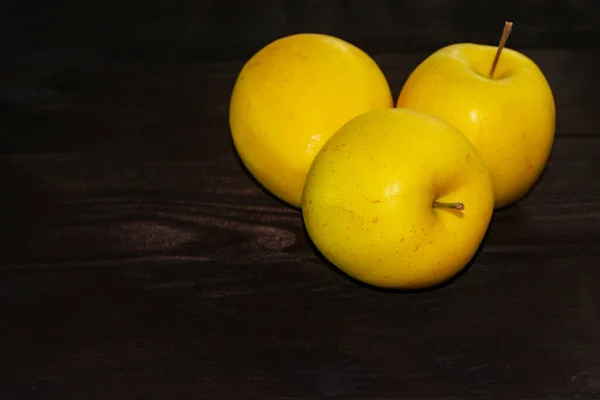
[396,22,556,209]
[301,108,494,290]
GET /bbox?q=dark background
[2,0,599,60]
[1,0,600,399]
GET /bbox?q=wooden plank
[0,131,599,266]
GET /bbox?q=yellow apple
[396,42,555,208]
[229,33,393,208]
[301,108,494,290]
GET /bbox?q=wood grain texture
[2,1,600,398]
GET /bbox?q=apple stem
[433,201,465,211]
[489,21,513,79]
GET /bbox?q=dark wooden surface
[2,1,600,398]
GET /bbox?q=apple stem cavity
[433,201,465,211]
[489,21,513,79]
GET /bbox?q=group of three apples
[228,29,555,290]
